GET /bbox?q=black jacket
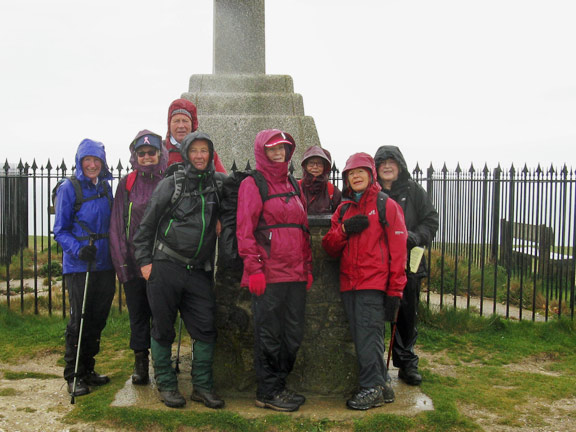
[374,145,439,276]
[133,132,226,269]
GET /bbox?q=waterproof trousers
[147,260,217,391]
[63,270,115,381]
[123,277,152,352]
[341,289,389,388]
[392,274,421,370]
[252,282,307,399]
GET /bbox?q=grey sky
[1,0,575,172]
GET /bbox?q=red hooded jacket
[164,98,227,173]
[322,153,407,297]
[236,129,312,287]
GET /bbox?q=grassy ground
[1,304,575,431]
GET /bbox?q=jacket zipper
[193,176,206,259]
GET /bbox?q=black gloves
[343,215,369,234]
[407,231,420,249]
[78,245,97,262]
[384,295,401,322]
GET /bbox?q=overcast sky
[1,0,575,173]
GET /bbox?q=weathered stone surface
[213,0,265,74]
[213,215,359,395]
[184,74,320,171]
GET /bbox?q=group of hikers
[53,98,439,412]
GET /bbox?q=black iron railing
[1,158,575,321]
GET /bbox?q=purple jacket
[109,130,167,283]
[237,129,312,287]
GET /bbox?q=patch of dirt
[460,398,576,432]
[0,355,117,432]
[2,350,575,432]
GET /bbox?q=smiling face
[347,168,371,193]
[135,145,160,166]
[81,156,102,183]
[265,144,286,163]
[170,114,193,143]
[305,157,325,177]
[377,158,400,187]
[187,140,210,170]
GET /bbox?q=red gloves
[306,273,313,291]
[248,273,266,296]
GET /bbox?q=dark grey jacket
[133,132,226,269]
[374,145,439,276]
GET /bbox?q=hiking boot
[255,392,300,412]
[398,368,422,386]
[132,351,150,385]
[84,370,110,386]
[159,389,186,408]
[346,386,392,410]
[380,383,395,403]
[67,379,90,397]
[279,388,306,406]
[191,389,225,409]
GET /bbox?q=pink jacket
[236,129,312,286]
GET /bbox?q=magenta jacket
[236,129,312,287]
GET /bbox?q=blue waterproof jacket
[54,139,114,274]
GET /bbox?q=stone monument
[181,0,320,170]
[184,1,356,396]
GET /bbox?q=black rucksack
[218,170,304,270]
[338,191,389,228]
[51,175,113,241]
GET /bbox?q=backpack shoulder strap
[249,170,270,202]
[376,191,389,228]
[288,174,301,197]
[69,175,84,213]
[170,168,186,207]
[338,201,352,224]
[125,170,138,193]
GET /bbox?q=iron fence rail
[1,158,575,321]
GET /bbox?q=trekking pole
[71,235,95,404]
[386,303,400,370]
[174,316,183,373]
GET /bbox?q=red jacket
[322,153,407,297]
[237,129,312,287]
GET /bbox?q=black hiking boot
[191,389,225,409]
[132,351,150,385]
[398,368,422,386]
[84,370,110,386]
[346,385,394,410]
[67,378,90,397]
[159,389,186,408]
[278,388,306,406]
[255,392,300,412]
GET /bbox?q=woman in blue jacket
[53,139,116,397]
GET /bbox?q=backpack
[218,170,305,270]
[338,191,389,229]
[51,175,113,241]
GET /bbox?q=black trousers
[252,282,306,399]
[147,260,216,346]
[392,274,421,370]
[341,289,389,388]
[123,277,152,352]
[63,270,116,381]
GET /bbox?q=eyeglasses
[307,161,324,167]
[137,150,158,157]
